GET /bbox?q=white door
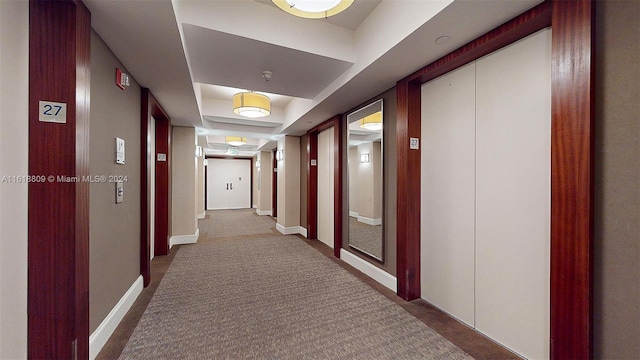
[420,29,551,359]
[317,127,334,248]
[206,158,251,210]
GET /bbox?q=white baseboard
[340,249,397,292]
[169,228,199,248]
[197,212,205,219]
[358,216,382,226]
[256,209,272,216]
[349,211,359,218]
[276,223,307,237]
[89,275,143,360]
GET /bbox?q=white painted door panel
[317,128,335,248]
[206,158,251,210]
[420,63,476,327]
[474,28,551,360]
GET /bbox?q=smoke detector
[262,71,273,82]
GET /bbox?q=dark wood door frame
[141,88,171,287]
[396,1,594,358]
[28,1,91,358]
[306,116,343,258]
[272,149,278,217]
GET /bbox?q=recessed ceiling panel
[183,24,354,99]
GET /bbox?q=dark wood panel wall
[333,115,344,258]
[550,1,595,358]
[395,0,594,357]
[307,131,318,240]
[272,148,277,217]
[140,88,171,286]
[28,1,91,358]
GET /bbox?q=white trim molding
[89,275,143,360]
[197,212,206,220]
[349,210,359,218]
[358,216,382,226]
[169,228,199,248]
[256,209,273,216]
[340,249,397,292]
[299,226,308,238]
[276,223,307,237]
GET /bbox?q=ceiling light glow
[273,0,353,19]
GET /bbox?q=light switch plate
[116,137,125,164]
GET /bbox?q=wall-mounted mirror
[347,99,383,262]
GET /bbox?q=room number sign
[410,137,420,150]
[39,100,67,123]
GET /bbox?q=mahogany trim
[333,115,344,258]
[307,131,318,239]
[272,148,277,217]
[396,0,594,357]
[28,1,91,357]
[403,1,552,85]
[550,0,595,358]
[396,79,421,300]
[140,88,171,285]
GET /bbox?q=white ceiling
[84,0,543,156]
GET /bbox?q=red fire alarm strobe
[115,68,131,90]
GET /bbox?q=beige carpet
[348,217,383,259]
[198,209,278,240]
[120,213,473,359]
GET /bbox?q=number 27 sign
[39,100,67,124]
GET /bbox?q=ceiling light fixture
[232,92,270,118]
[272,0,354,19]
[225,136,247,146]
[359,111,383,131]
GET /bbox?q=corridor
[98,210,516,359]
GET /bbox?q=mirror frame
[346,99,384,263]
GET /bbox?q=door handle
[230,183,233,190]
[226,183,229,190]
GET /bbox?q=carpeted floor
[198,209,279,240]
[348,217,382,259]
[119,211,472,359]
[102,209,519,359]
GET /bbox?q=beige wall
[89,31,142,333]
[343,87,397,276]
[594,1,640,358]
[171,126,197,236]
[277,136,301,228]
[317,128,335,247]
[0,2,28,357]
[257,151,272,212]
[348,147,358,212]
[353,142,382,220]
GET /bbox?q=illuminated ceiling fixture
[225,136,247,146]
[232,92,270,118]
[272,0,354,19]
[360,111,382,131]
